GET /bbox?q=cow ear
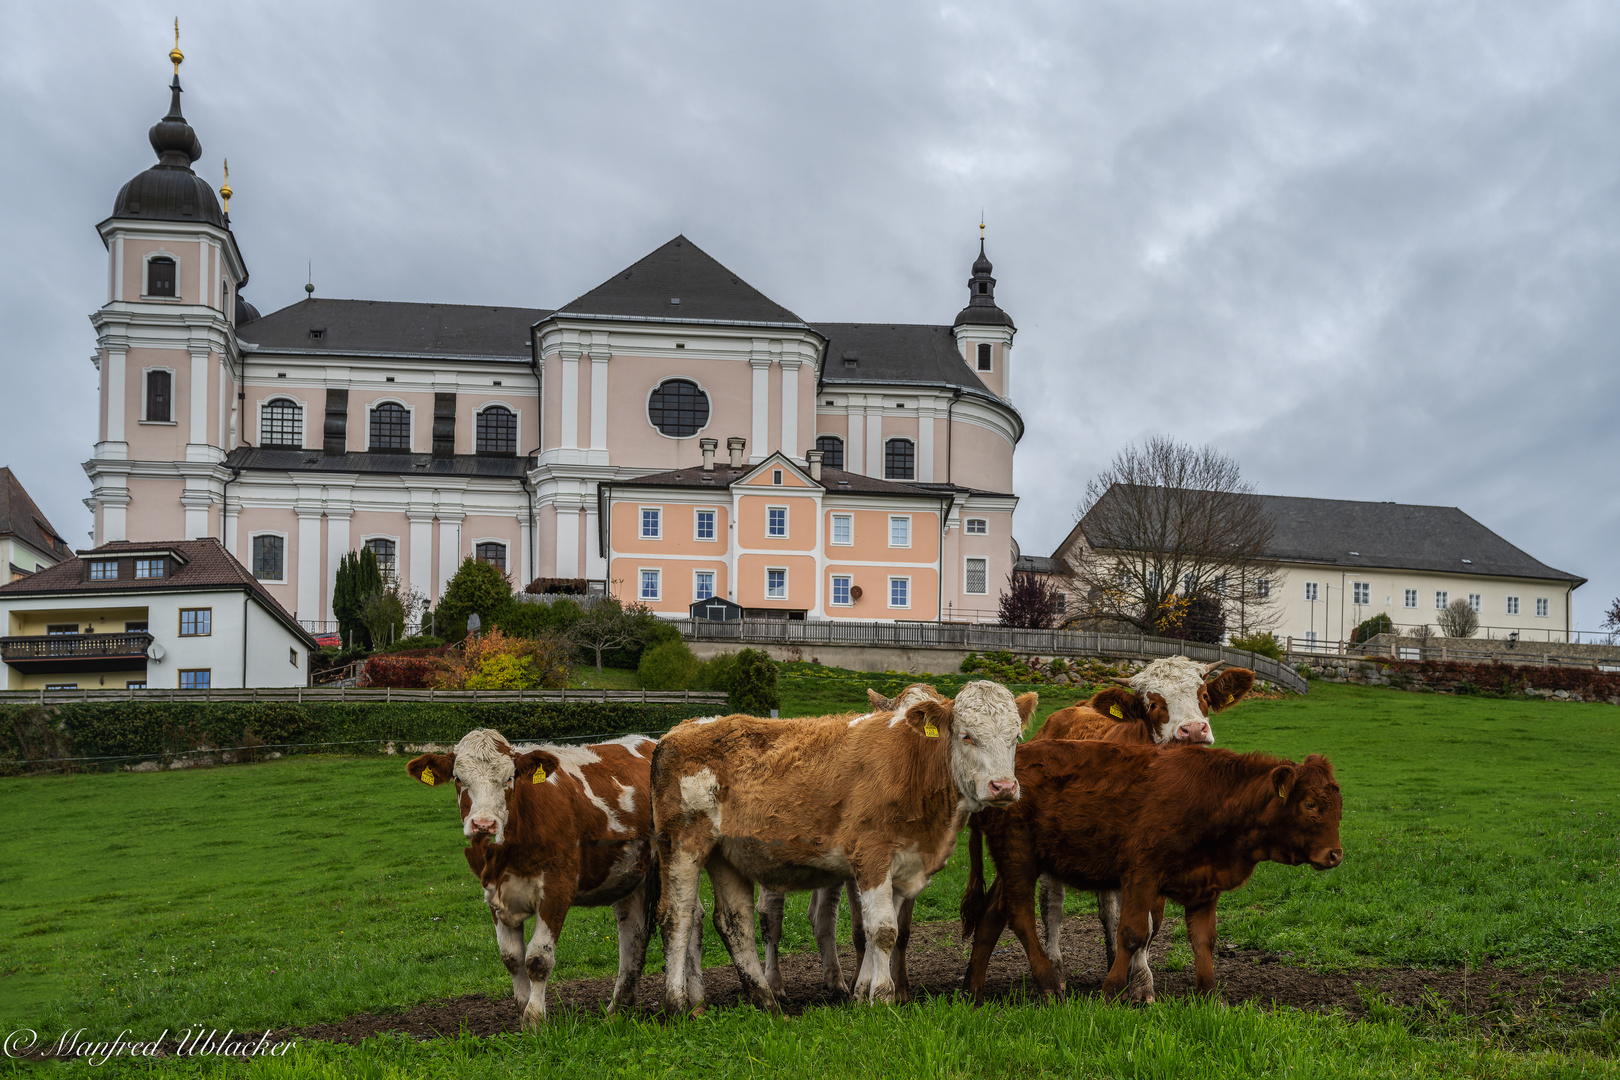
[514,749,562,784]
[407,753,455,787]
[868,688,896,711]
[1270,764,1297,802]
[905,699,951,739]
[1014,692,1039,724]
[1088,686,1146,723]
[1208,668,1256,711]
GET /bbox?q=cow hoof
[521,1009,547,1031]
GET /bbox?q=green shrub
[600,608,681,670]
[1229,631,1285,660]
[1351,613,1395,644]
[729,648,780,715]
[639,640,701,690]
[497,598,582,640]
[695,651,740,694]
[434,558,515,644]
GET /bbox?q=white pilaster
[102,493,130,543]
[589,350,609,456]
[438,515,464,594]
[584,505,606,579]
[846,406,864,476]
[750,356,771,462]
[556,507,581,577]
[105,350,127,448]
[189,349,209,446]
[865,409,883,477]
[560,351,580,449]
[181,491,211,540]
[326,507,352,623]
[780,357,800,459]
[113,235,124,301]
[409,513,434,601]
[918,412,935,483]
[296,509,322,624]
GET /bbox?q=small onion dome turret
[234,292,261,326]
[110,74,226,229]
[953,237,1014,329]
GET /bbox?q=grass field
[2,677,1618,1075]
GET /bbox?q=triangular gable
[556,236,805,325]
[735,452,818,489]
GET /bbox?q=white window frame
[965,557,988,595]
[639,568,661,601]
[889,515,911,548]
[694,508,718,542]
[831,513,853,546]
[140,366,178,425]
[965,518,988,535]
[1352,581,1370,605]
[1404,588,1418,608]
[1535,597,1550,617]
[1435,590,1449,610]
[250,530,289,583]
[473,401,523,455]
[888,575,911,610]
[829,574,853,607]
[640,506,662,540]
[141,250,181,301]
[1467,593,1482,614]
[693,569,716,602]
[259,396,307,448]
[765,567,788,600]
[1506,595,1520,616]
[88,560,118,581]
[1304,582,1318,602]
[766,505,789,539]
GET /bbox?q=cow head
[406,728,560,845]
[905,680,1033,811]
[868,684,942,714]
[1102,657,1255,745]
[1263,753,1344,871]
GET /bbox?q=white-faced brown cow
[407,728,699,1027]
[652,681,1034,1013]
[1028,657,1254,993]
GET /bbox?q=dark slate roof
[1015,555,1061,574]
[813,322,993,396]
[555,236,805,325]
[0,538,318,646]
[109,76,228,231]
[227,447,529,479]
[0,469,72,563]
[242,299,547,359]
[610,464,948,498]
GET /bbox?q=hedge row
[0,699,724,772]
[1371,658,1620,701]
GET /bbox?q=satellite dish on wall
[848,585,863,601]
[147,642,166,662]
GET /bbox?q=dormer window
[147,257,176,297]
[309,328,326,340]
[88,561,118,581]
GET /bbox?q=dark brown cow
[407,728,696,1027]
[652,681,1035,1013]
[960,739,1342,1003]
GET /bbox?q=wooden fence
[0,687,732,707]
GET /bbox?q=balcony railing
[1,632,153,671]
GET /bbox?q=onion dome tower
[952,223,1016,400]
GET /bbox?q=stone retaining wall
[1296,655,1620,705]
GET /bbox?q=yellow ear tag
[420,766,435,786]
[1109,704,1123,719]
[923,721,939,738]
[1277,787,1287,800]
[1225,694,1235,706]
[532,766,546,784]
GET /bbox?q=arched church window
[369,402,411,450]
[648,379,710,438]
[476,405,517,455]
[814,435,844,470]
[884,438,915,480]
[365,538,397,582]
[147,257,176,297]
[261,398,302,448]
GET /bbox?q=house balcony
[0,632,154,675]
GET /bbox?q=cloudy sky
[3,0,1616,630]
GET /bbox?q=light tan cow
[652,680,1034,1013]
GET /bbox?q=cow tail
[643,842,663,930]
[960,819,987,940]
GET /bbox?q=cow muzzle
[1310,847,1344,871]
[1174,720,1213,744]
[984,778,1019,805]
[468,816,498,837]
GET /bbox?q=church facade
[84,51,1024,629]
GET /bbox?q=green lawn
[1,679,1617,1075]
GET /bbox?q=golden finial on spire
[220,159,231,211]
[169,18,184,73]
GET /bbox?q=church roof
[554,236,806,326]
[243,298,548,359]
[814,322,994,396]
[109,75,227,231]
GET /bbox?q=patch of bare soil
[289,913,1617,1045]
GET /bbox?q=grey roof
[554,236,805,325]
[227,447,529,479]
[109,76,228,231]
[813,322,993,396]
[1015,554,1061,574]
[243,299,548,359]
[0,469,72,563]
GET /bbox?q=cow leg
[962,877,1008,1006]
[1184,900,1220,994]
[851,873,901,1004]
[1096,888,1122,971]
[807,884,849,996]
[705,856,778,1012]
[756,887,787,995]
[683,889,707,1012]
[609,879,653,1013]
[658,839,709,1016]
[520,891,570,1029]
[1037,875,1066,982]
[847,878,867,984]
[889,896,915,1003]
[1002,875,1063,1000]
[1101,886,1157,1004]
[1125,897,1164,1003]
[494,914,532,1006]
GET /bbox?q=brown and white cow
[960,739,1343,1003]
[1029,657,1255,987]
[652,681,1034,1013]
[407,728,699,1027]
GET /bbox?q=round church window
[648,379,711,438]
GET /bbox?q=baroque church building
[85,49,1023,630]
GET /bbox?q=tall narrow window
[965,558,987,595]
[889,577,909,608]
[1535,597,1549,617]
[767,507,787,538]
[1304,582,1318,602]
[884,439,915,480]
[640,569,661,601]
[1468,593,1482,613]
[476,405,517,455]
[1506,596,1520,615]
[252,536,284,581]
[1352,582,1370,605]
[889,516,910,547]
[369,403,411,450]
[695,510,716,541]
[1404,588,1418,608]
[641,508,661,539]
[830,575,852,606]
[261,398,302,447]
[1435,590,1448,610]
[366,538,397,581]
[147,256,176,297]
[831,514,852,545]
[475,542,507,574]
[767,569,787,599]
[145,370,172,422]
[1255,578,1271,599]
[694,571,715,602]
[976,343,992,371]
[814,435,844,470]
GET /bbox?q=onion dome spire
[109,22,225,228]
[953,221,1013,329]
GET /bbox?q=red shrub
[359,654,444,689]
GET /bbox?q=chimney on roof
[806,449,823,482]
[699,437,717,473]
[727,436,746,469]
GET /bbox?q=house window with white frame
[1352,581,1370,605]
[695,510,716,541]
[831,513,852,545]
[261,398,303,448]
[1467,593,1482,613]
[889,516,910,548]
[1304,582,1318,602]
[889,576,910,608]
[366,538,397,582]
[1435,590,1449,609]
[1535,597,1549,617]
[251,535,284,581]
[475,542,507,574]
[965,558,987,595]
[767,506,788,538]
[1404,588,1418,608]
[766,568,787,599]
[965,518,987,535]
[641,508,661,540]
[694,570,715,602]
[830,575,852,606]
[640,569,660,601]
[1506,595,1520,615]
